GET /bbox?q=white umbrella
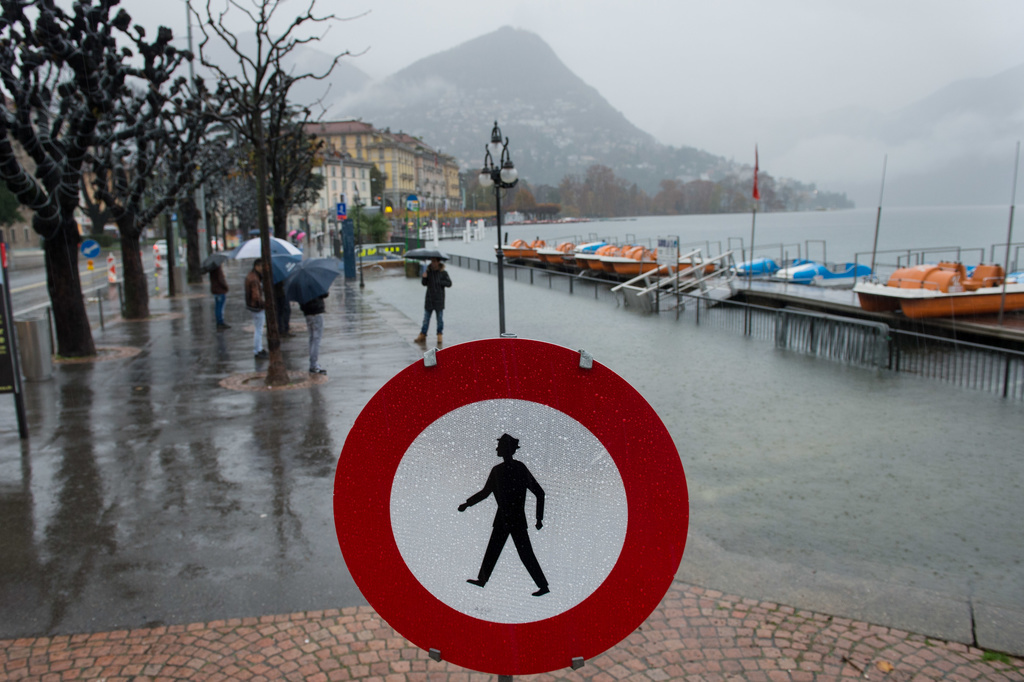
[231,237,302,259]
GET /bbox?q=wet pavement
[1,261,1023,680]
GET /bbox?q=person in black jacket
[414,257,452,346]
[300,293,328,374]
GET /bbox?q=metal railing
[448,254,1024,401]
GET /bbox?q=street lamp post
[478,121,518,335]
[354,190,365,288]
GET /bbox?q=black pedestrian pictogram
[458,433,550,596]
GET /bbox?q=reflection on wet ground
[0,278,408,638]
[1,263,1022,655]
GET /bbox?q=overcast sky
[115,0,1024,198]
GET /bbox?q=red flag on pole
[752,145,761,201]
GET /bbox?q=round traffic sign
[80,239,100,259]
[334,338,688,675]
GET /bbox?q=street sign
[334,338,688,676]
[406,194,419,212]
[336,202,347,220]
[80,239,100,259]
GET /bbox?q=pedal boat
[854,262,1024,318]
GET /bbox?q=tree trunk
[254,121,287,387]
[179,196,203,283]
[272,199,289,241]
[43,218,96,358]
[118,218,150,320]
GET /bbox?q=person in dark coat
[209,263,230,329]
[414,257,452,346]
[274,281,292,337]
[244,259,266,358]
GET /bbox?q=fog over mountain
[295,27,1023,208]
[327,27,730,196]
[767,62,1024,207]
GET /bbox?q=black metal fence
[448,255,1024,401]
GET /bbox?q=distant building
[290,146,373,254]
[305,120,461,215]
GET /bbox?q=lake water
[364,204,1024,645]
[437,204,1022,270]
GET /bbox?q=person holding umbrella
[281,258,342,375]
[414,255,452,346]
[300,293,328,375]
[201,251,232,329]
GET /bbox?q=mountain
[324,27,731,193]
[770,62,1024,206]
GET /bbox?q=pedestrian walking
[458,433,549,597]
[300,293,328,375]
[414,257,451,346]
[209,263,230,329]
[245,259,267,358]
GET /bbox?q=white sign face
[657,237,679,266]
[390,399,628,625]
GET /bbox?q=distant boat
[535,241,576,265]
[733,256,781,277]
[574,242,614,270]
[854,262,1024,318]
[602,245,661,276]
[774,261,871,288]
[498,238,545,259]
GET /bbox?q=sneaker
[255,350,268,358]
[309,367,327,375]
[217,323,231,329]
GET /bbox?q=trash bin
[15,317,53,381]
[405,260,422,278]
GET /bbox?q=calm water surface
[368,205,1023,631]
[440,205,1021,269]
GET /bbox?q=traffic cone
[107,254,117,283]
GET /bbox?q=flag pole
[998,141,1020,326]
[869,154,887,276]
[749,145,760,290]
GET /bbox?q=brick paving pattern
[2,581,1021,682]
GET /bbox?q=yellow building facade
[305,120,461,215]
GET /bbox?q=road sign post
[334,338,688,676]
[0,237,28,438]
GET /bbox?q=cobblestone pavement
[3,581,1021,682]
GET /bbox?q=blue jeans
[214,294,226,325]
[251,310,264,354]
[421,308,443,335]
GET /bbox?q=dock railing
[446,253,1024,401]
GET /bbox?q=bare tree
[0,0,134,357]
[196,0,348,386]
[90,58,223,319]
[267,97,323,239]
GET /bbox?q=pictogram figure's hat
[496,433,519,452]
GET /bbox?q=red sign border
[334,338,688,675]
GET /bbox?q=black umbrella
[282,258,342,304]
[200,251,232,273]
[404,248,449,261]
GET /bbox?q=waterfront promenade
[1,265,1022,680]
[4,582,1021,681]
